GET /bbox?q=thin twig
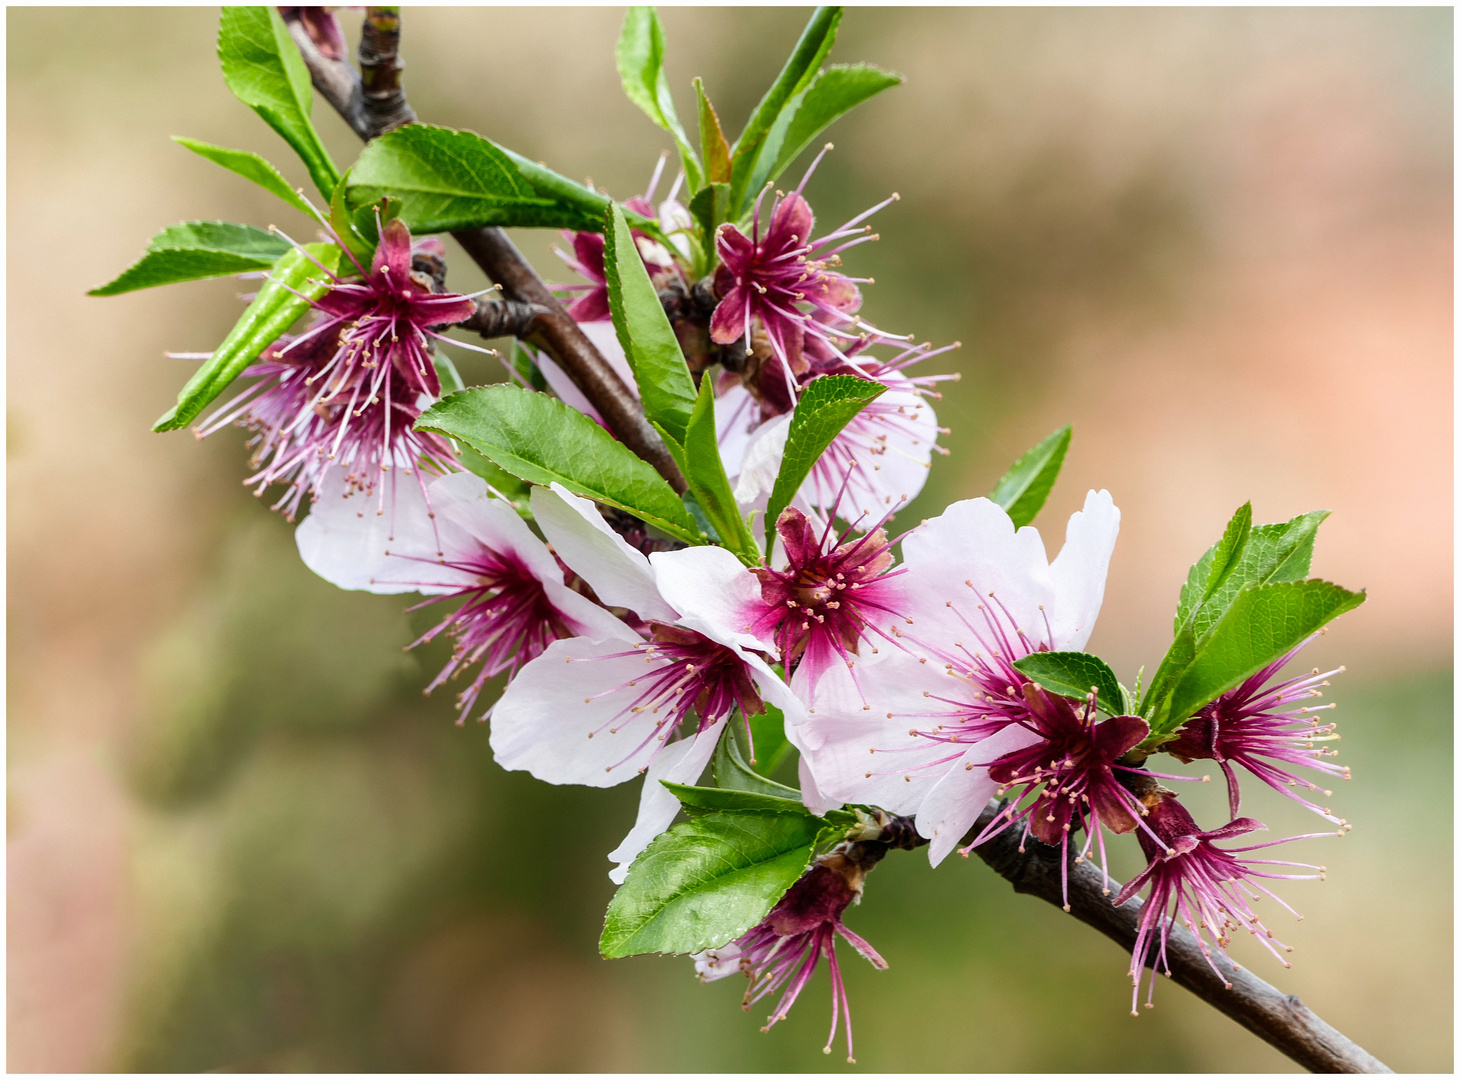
[358,7,416,137]
[288,10,687,493]
[961,801,1392,1074]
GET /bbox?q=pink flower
[970,690,1152,907]
[1165,635,1348,822]
[795,491,1122,865]
[694,851,887,1063]
[198,220,477,520]
[296,469,638,721]
[744,506,908,698]
[1116,792,1332,1015]
[709,188,884,390]
[489,484,806,881]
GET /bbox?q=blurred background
[8,6,1452,1071]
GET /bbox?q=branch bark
[962,801,1392,1074]
[285,7,687,493]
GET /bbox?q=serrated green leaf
[153,242,342,432]
[600,809,820,957]
[761,63,903,191]
[218,6,339,199]
[988,424,1071,528]
[695,78,732,185]
[714,724,802,798]
[616,7,703,192]
[1148,507,1332,719]
[661,782,810,818]
[493,145,660,237]
[414,384,702,544]
[764,374,886,542]
[1012,651,1125,717]
[173,136,317,218]
[1156,580,1366,734]
[729,6,842,216]
[346,124,565,234]
[603,203,698,446]
[90,221,292,297]
[1191,511,1330,640]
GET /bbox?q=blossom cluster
[101,5,1366,1065]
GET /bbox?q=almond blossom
[295,468,636,721]
[794,490,1122,865]
[196,219,477,520]
[489,484,807,882]
[1118,790,1333,1015]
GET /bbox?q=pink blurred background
[9,7,1452,1071]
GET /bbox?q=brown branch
[286,9,687,493]
[358,7,416,138]
[459,297,546,341]
[962,801,1392,1074]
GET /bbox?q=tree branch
[287,8,687,493]
[287,12,1388,1071]
[961,802,1392,1074]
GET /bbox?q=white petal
[798,754,838,817]
[489,637,685,788]
[732,413,792,506]
[1047,489,1121,652]
[692,941,746,982]
[295,465,473,594]
[541,578,641,644]
[917,722,1043,866]
[430,471,564,585]
[794,651,962,815]
[810,384,938,525]
[715,382,760,480]
[649,546,778,655]
[897,496,1055,656]
[607,718,724,883]
[530,484,677,623]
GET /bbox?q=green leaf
[173,136,317,218]
[616,7,703,192]
[1157,580,1365,733]
[764,64,902,183]
[661,782,809,818]
[659,378,760,563]
[90,221,292,296]
[507,340,548,392]
[1012,651,1124,717]
[1146,507,1332,719]
[714,724,802,798]
[988,424,1071,528]
[729,6,842,216]
[414,384,703,545]
[329,170,377,265]
[347,124,566,234]
[764,374,886,542]
[493,145,661,237]
[1189,510,1330,641]
[603,203,698,446]
[688,182,731,271]
[217,6,339,199]
[153,242,342,432]
[695,78,732,185]
[600,809,820,957]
